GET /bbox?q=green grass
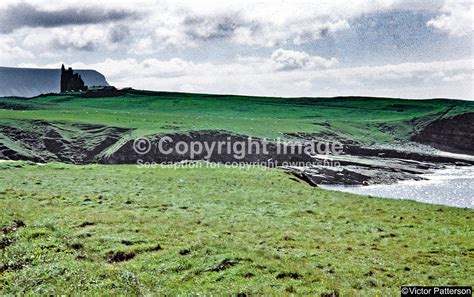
[1,91,473,294]
[1,90,473,144]
[1,162,472,295]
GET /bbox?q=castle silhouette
[60,64,87,92]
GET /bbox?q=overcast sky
[1,0,473,99]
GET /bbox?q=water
[320,166,474,208]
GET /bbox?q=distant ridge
[0,66,109,97]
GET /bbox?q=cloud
[0,36,34,66]
[145,1,354,48]
[130,38,155,55]
[136,0,459,48]
[2,0,471,55]
[271,49,338,71]
[183,14,242,41]
[427,0,474,36]
[0,2,138,34]
[109,25,131,43]
[22,26,123,51]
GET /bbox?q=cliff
[0,66,109,97]
[411,112,474,155]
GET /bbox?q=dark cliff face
[411,113,474,155]
[0,66,109,97]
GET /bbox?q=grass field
[1,90,473,144]
[1,162,472,295]
[1,92,473,294]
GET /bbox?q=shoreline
[320,165,474,209]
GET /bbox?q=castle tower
[60,64,86,93]
[60,64,71,93]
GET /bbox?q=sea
[321,166,474,208]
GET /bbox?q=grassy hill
[1,90,473,145]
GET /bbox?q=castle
[60,64,87,92]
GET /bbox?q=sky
[0,0,473,99]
